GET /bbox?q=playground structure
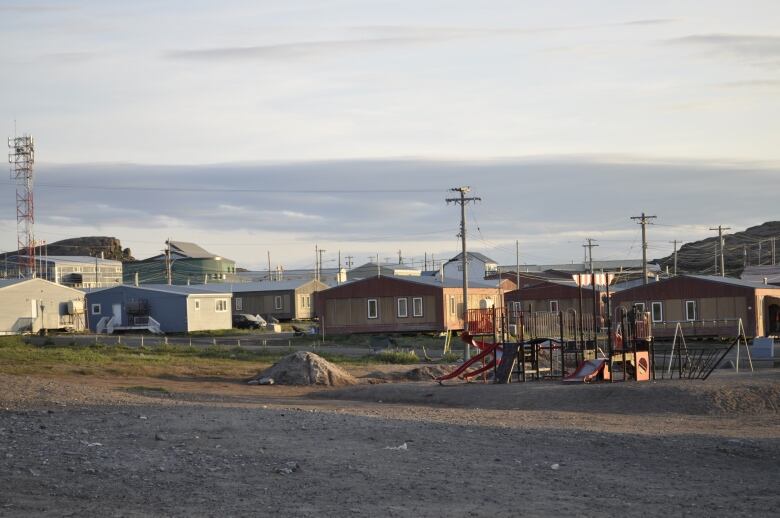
[436,305,741,384]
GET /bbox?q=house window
[367,299,378,319]
[633,302,645,313]
[651,302,663,323]
[194,299,200,310]
[685,300,696,321]
[397,298,408,318]
[549,300,559,313]
[274,296,283,310]
[412,297,423,317]
[302,295,310,309]
[216,299,228,312]
[235,297,243,311]
[91,304,101,315]
[449,296,456,315]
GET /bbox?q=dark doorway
[768,303,780,335]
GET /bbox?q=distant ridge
[653,221,780,277]
[1,236,134,262]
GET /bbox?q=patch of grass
[440,351,462,363]
[374,349,420,364]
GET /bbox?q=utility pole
[583,238,599,273]
[345,255,353,269]
[398,250,403,264]
[267,251,272,281]
[446,186,481,361]
[758,240,763,266]
[515,240,520,293]
[709,225,731,277]
[773,237,776,266]
[744,245,748,269]
[669,240,680,276]
[631,212,657,286]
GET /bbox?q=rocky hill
[1,236,133,261]
[654,221,780,277]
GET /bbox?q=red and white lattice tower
[8,134,35,277]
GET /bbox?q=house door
[768,304,780,335]
[112,304,122,325]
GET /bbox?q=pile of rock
[248,352,357,387]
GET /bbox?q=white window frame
[91,303,101,315]
[685,300,696,321]
[397,298,408,318]
[367,299,378,319]
[194,299,200,311]
[549,300,559,313]
[235,297,243,311]
[301,295,310,309]
[274,295,283,310]
[215,299,228,312]
[634,302,645,313]
[412,297,423,317]
[651,301,663,323]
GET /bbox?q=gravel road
[0,371,778,517]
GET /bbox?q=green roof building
[123,241,238,285]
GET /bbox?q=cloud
[718,79,780,89]
[166,20,676,62]
[0,4,77,13]
[165,37,462,61]
[3,156,776,267]
[668,34,780,66]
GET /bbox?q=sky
[0,1,778,271]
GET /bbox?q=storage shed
[0,278,86,334]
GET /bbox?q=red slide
[436,332,503,382]
[563,359,607,383]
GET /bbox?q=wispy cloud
[0,4,77,13]
[668,34,780,66]
[166,37,444,61]
[718,79,780,89]
[166,20,676,62]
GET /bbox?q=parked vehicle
[232,313,266,329]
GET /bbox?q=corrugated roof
[99,284,232,296]
[686,274,780,290]
[168,241,220,259]
[334,274,500,290]
[501,260,660,273]
[0,278,26,289]
[197,279,319,292]
[447,252,497,264]
[42,255,121,265]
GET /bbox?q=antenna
[8,133,35,277]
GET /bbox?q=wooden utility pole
[267,251,272,281]
[631,212,657,286]
[583,238,599,273]
[447,186,481,360]
[515,240,520,294]
[709,225,731,277]
[669,240,681,276]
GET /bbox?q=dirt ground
[0,366,778,517]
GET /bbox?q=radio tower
[8,134,35,278]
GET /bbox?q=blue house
[86,284,232,334]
